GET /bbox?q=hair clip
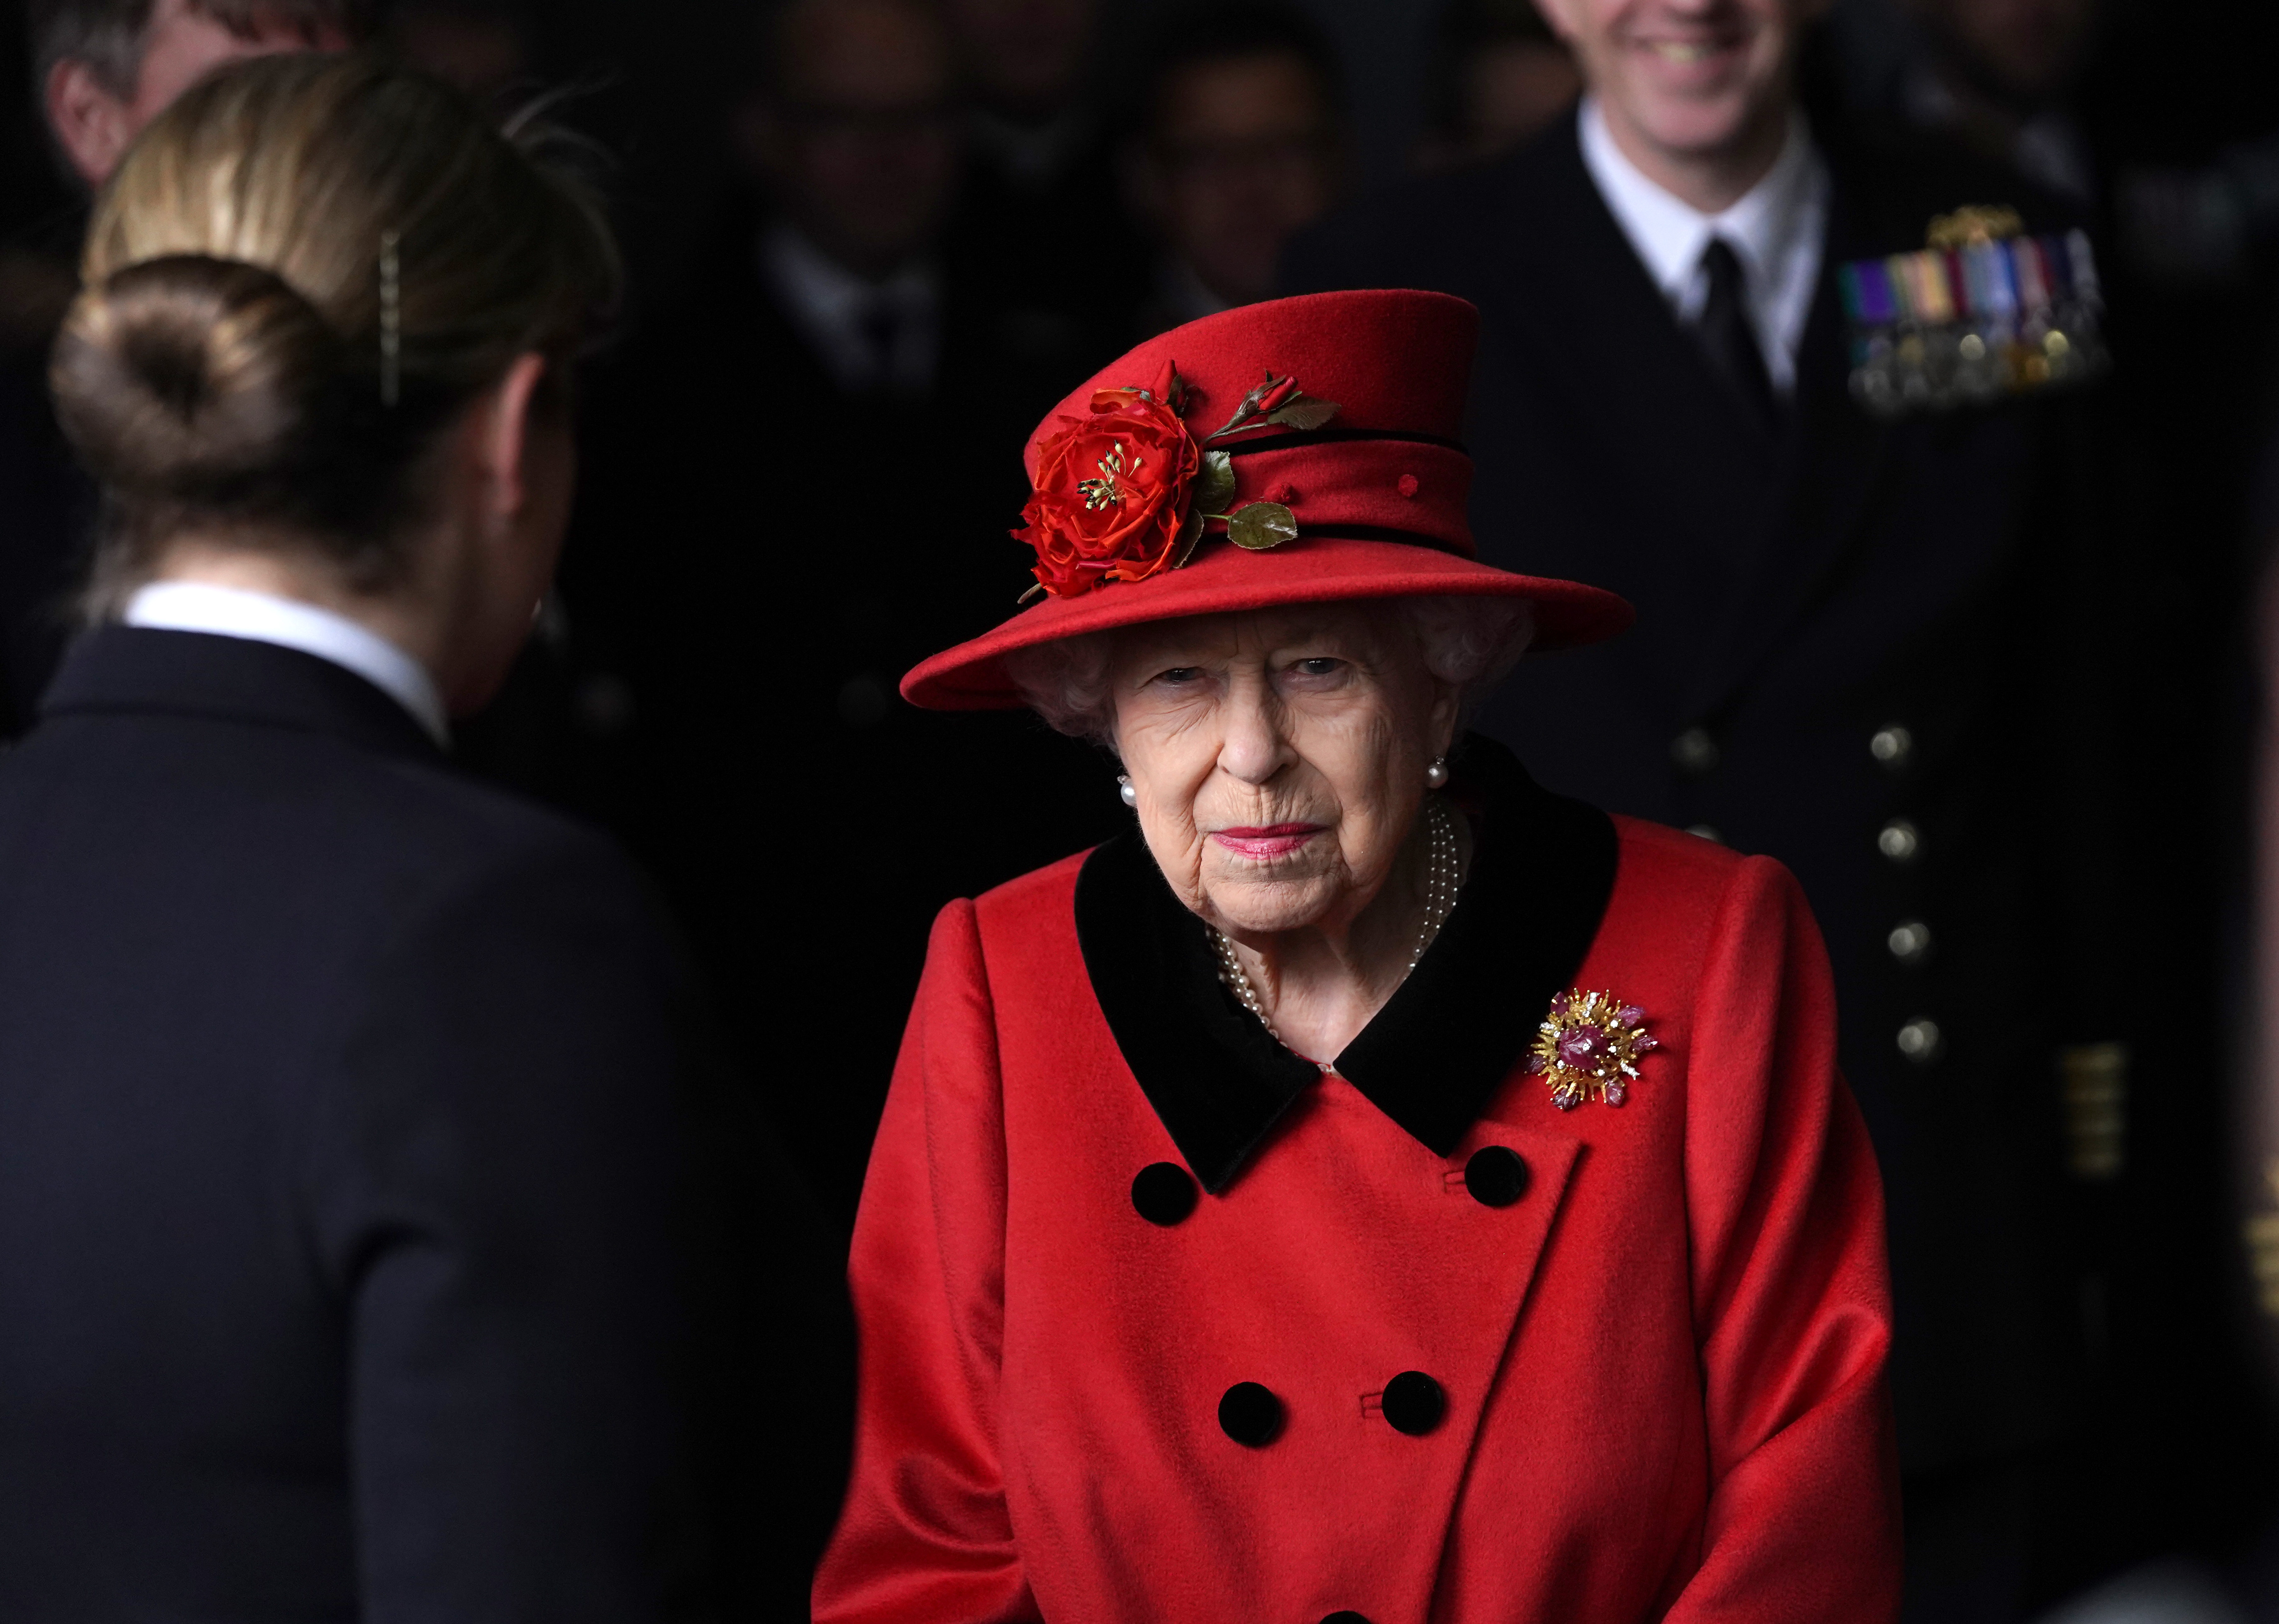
[379,230,401,407]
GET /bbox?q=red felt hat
[902,289,1633,710]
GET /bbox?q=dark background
[6,2,2279,1616]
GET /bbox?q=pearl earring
[1425,756,1450,790]
[1118,775,1138,808]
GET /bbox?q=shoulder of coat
[1607,814,1753,904]
[971,845,1093,935]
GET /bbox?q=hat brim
[900,534,1634,710]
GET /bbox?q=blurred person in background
[1416,0,1582,172]
[940,0,1146,376]
[1287,0,2146,1615]
[0,0,356,739]
[572,0,1119,1225]
[383,0,533,104]
[38,0,352,186]
[0,51,844,1622]
[1124,0,1347,336]
[1881,0,2100,204]
[1839,0,2279,1582]
[732,0,965,400]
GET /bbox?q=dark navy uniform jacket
[1287,113,2122,1479]
[0,625,846,1621]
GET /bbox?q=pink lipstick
[1211,824,1322,860]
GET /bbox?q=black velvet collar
[1074,736,1618,1193]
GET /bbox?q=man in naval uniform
[1285,1,2128,1616]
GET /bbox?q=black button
[1464,1146,1530,1207]
[1131,1162,1198,1226]
[1218,1382,1284,1447]
[1321,1614,1374,1624]
[1381,1371,1445,1436]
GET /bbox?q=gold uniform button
[1871,725,1913,767]
[1878,819,1920,861]
[1897,1018,1943,1063]
[1671,727,1720,774]
[1887,920,1932,964]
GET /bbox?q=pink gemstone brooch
[1527,989,1658,1111]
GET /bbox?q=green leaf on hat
[1193,448,1235,517]
[1171,505,1207,569]
[1266,397,1340,431]
[1227,502,1300,551]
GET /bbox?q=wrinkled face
[1108,605,1458,940]
[1535,0,1816,167]
[1141,53,1342,308]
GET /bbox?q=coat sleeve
[302,828,694,1624]
[814,899,1042,1624]
[1664,856,1903,1623]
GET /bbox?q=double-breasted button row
[1144,1149,1533,1225]
[1219,1370,1447,1446]
[1872,727,1934,1060]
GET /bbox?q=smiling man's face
[1536,0,1822,181]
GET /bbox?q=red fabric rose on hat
[1015,378,1200,600]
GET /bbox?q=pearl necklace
[1210,795,1462,1059]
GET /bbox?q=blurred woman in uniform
[815,289,1901,1623]
[0,53,839,1621]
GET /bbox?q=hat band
[1215,427,1469,458]
[1239,522,1467,556]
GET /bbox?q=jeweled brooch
[1528,989,1658,1110]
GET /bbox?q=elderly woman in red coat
[814,290,1900,1624]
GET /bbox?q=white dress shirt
[1578,97,1830,395]
[759,224,941,397]
[124,580,449,746]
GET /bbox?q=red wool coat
[817,759,1899,1624]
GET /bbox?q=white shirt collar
[123,581,449,747]
[1577,97,1830,393]
[758,223,941,396]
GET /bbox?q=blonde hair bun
[53,255,352,506]
[51,52,621,597]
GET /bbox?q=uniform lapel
[1680,169,1898,724]
[1463,123,1785,718]
[1480,123,1781,548]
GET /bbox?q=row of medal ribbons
[1840,228,2108,417]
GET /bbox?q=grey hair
[1002,594,1538,745]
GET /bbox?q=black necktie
[860,300,902,393]
[1692,238,1778,433]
